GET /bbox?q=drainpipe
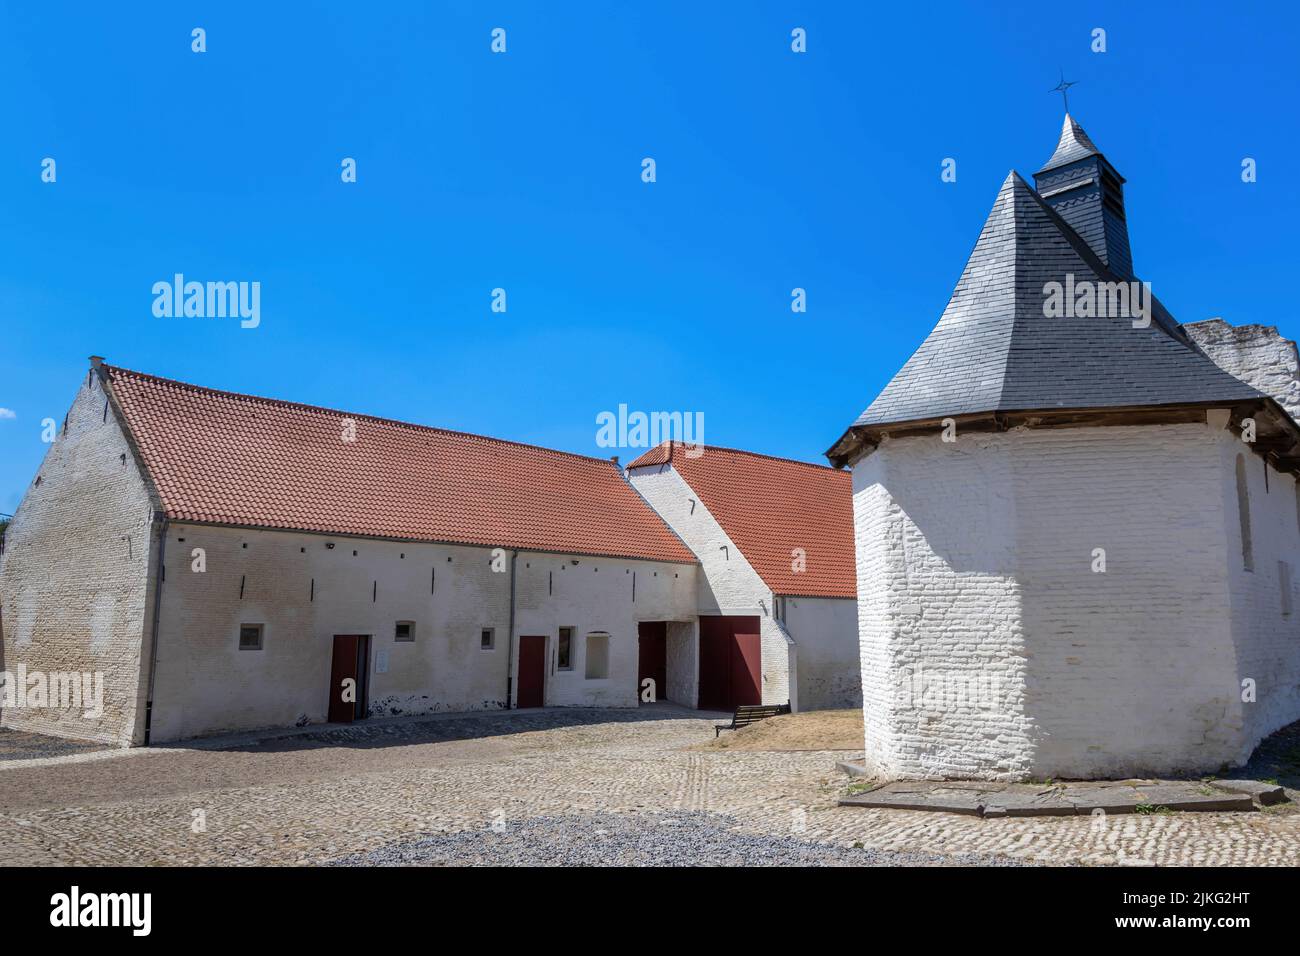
[505,548,519,708]
[142,513,168,744]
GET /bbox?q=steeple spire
[1038,113,1101,173]
[1032,113,1133,279]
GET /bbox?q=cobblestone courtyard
[1,707,1297,866]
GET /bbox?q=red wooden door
[517,635,547,708]
[698,616,762,710]
[328,635,369,723]
[731,630,761,707]
[637,621,668,703]
[697,617,730,710]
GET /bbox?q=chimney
[1033,114,1134,279]
[89,355,104,368]
[609,455,620,467]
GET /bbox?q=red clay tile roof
[628,442,855,598]
[103,366,696,564]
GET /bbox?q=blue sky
[2,1,1297,514]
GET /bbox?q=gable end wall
[0,371,158,746]
[629,464,792,706]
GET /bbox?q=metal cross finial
[1051,69,1079,114]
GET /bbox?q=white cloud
[0,408,15,420]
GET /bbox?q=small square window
[239,624,263,650]
[557,627,575,670]
[585,632,610,680]
[395,621,415,643]
[481,628,495,650]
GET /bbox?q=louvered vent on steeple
[1033,114,1134,279]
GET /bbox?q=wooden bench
[715,702,790,737]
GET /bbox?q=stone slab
[838,779,1263,817]
[1126,784,1254,813]
[1208,779,1288,806]
[839,785,986,816]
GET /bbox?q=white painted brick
[0,373,158,745]
[149,526,699,741]
[851,421,1300,781]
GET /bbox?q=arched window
[1236,455,1254,572]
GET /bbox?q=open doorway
[637,621,668,704]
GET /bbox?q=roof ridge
[1009,174,1207,350]
[102,364,624,469]
[994,171,1031,413]
[640,439,844,473]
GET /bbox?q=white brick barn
[0,361,703,745]
[827,114,1300,781]
[628,442,859,712]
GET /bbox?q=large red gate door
[698,616,761,710]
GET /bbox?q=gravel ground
[331,810,1034,867]
[4,709,1297,866]
[0,728,110,762]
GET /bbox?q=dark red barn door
[517,635,547,708]
[730,628,761,706]
[697,616,762,711]
[328,634,370,723]
[637,621,668,703]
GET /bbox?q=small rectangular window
[557,627,574,670]
[1281,561,1293,617]
[395,621,414,643]
[585,632,610,680]
[239,624,264,650]
[480,628,495,650]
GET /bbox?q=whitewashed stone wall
[665,620,698,707]
[1185,320,1300,422]
[150,523,697,742]
[0,371,159,746]
[781,596,861,710]
[852,432,1029,780]
[152,528,507,740]
[1213,430,1300,759]
[512,550,696,708]
[850,420,1283,780]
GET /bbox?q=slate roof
[834,168,1263,442]
[628,442,855,598]
[102,365,697,564]
[1037,113,1103,174]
